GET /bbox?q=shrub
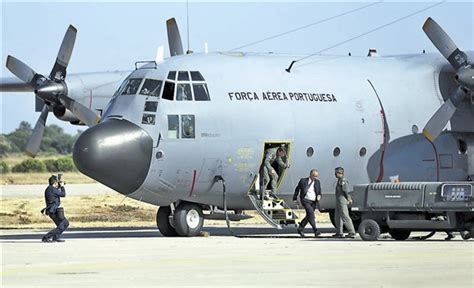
[43,156,76,172]
[0,160,9,174]
[12,159,46,173]
[56,156,76,172]
[43,159,60,172]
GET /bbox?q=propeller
[422,17,474,142]
[5,25,100,157]
[166,18,184,56]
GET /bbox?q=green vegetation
[0,160,9,174]
[1,121,82,157]
[12,159,46,173]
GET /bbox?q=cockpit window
[178,71,190,81]
[139,79,162,97]
[190,71,204,81]
[121,78,143,95]
[176,83,192,101]
[193,84,210,101]
[162,81,175,101]
[167,71,177,80]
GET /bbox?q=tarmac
[1,224,473,287]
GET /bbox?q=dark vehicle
[351,182,474,241]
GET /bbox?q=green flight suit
[335,177,355,234]
[263,147,288,195]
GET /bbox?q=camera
[57,173,66,186]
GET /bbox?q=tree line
[0,121,82,157]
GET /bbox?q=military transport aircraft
[2,17,473,237]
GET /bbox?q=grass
[1,172,95,185]
[1,193,331,229]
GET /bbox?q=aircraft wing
[0,77,34,92]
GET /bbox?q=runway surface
[1,224,473,287]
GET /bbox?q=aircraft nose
[73,119,153,194]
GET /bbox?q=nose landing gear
[156,202,204,237]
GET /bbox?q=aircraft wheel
[358,219,381,241]
[173,203,204,237]
[389,229,411,240]
[460,231,471,240]
[157,206,178,237]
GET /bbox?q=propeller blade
[423,17,470,70]
[423,87,466,142]
[166,18,184,56]
[50,25,77,81]
[59,95,100,127]
[5,56,39,86]
[25,104,49,157]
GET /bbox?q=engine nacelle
[53,105,80,123]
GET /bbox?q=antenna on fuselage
[186,0,192,54]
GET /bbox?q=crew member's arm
[275,156,288,169]
[340,179,351,203]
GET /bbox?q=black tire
[157,206,178,237]
[460,231,471,240]
[358,219,381,241]
[389,229,411,241]
[173,203,204,237]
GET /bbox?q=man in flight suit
[333,167,356,238]
[293,169,322,237]
[41,175,69,242]
[262,146,290,199]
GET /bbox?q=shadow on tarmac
[0,226,466,242]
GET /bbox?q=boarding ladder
[248,175,299,229]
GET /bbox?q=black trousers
[299,199,318,232]
[43,211,69,240]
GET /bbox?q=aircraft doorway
[254,142,291,200]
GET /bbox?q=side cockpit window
[121,78,143,95]
[140,79,162,97]
[193,83,210,101]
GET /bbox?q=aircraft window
[306,147,314,157]
[190,71,204,81]
[162,81,175,101]
[178,71,190,81]
[333,147,341,157]
[168,115,179,139]
[144,101,158,112]
[114,78,130,96]
[181,115,195,138]
[140,79,162,97]
[359,147,367,157]
[167,71,177,80]
[193,84,210,101]
[176,84,192,101]
[121,78,142,95]
[142,114,156,125]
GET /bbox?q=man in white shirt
[293,169,322,237]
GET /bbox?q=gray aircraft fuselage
[73,51,474,211]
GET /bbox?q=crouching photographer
[41,174,69,243]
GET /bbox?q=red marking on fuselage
[188,170,197,197]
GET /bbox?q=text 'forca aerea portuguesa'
[228,91,337,102]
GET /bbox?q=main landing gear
[156,202,204,237]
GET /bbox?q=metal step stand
[248,174,299,229]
